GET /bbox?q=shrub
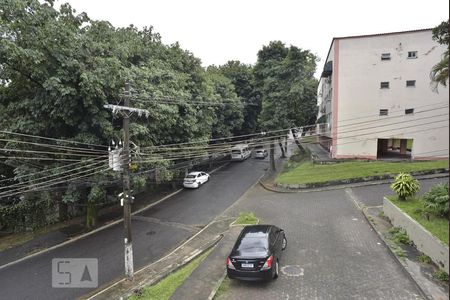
[434,270,449,282]
[418,253,432,264]
[390,173,420,200]
[422,183,449,218]
[388,227,413,246]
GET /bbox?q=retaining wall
[383,197,449,272]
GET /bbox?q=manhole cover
[281,265,304,277]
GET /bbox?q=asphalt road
[220,177,448,300]
[0,158,269,300]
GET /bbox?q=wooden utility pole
[122,82,133,279]
[104,83,149,280]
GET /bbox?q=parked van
[231,144,251,161]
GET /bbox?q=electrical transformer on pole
[105,82,149,280]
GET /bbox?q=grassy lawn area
[129,249,211,300]
[387,196,449,245]
[276,160,449,185]
[233,212,259,225]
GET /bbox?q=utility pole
[122,82,133,279]
[105,83,149,280]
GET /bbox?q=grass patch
[391,244,407,259]
[388,196,449,245]
[213,276,231,299]
[418,253,432,264]
[234,212,259,225]
[299,136,317,143]
[434,270,449,282]
[129,249,211,300]
[275,160,448,185]
[387,227,413,246]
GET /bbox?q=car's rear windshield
[256,150,264,153]
[236,236,268,253]
[186,175,196,178]
[231,150,241,154]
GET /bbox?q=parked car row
[183,146,268,188]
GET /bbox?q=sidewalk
[169,226,242,300]
[84,215,236,300]
[361,205,449,300]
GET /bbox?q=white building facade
[317,29,449,160]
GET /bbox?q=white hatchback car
[254,149,268,159]
[183,171,210,188]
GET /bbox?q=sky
[57,0,449,78]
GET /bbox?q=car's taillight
[226,256,235,269]
[261,255,273,270]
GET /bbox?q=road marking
[345,188,362,211]
[131,215,198,233]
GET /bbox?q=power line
[0,164,110,199]
[0,160,108,192]
[0,156,107,184]
[0,131,109,148]
[0,148,107,157]
[0,138,108,154]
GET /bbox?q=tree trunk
[270,139,276,171]
[86,202,98,229]
[278,139,286,158]
[284,138,288,155]
[291,129,305,154]
[56,192,68,222]
[58,201,68,222]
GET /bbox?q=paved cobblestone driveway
[221,186,423,300]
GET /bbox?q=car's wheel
[273,260,279,279]
[282,236,287,250]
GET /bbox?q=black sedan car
[226,224,287,281]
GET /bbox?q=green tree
[216,61,261,135]
[430,20,449,91]
[254,41,318,165]
[0,0,231,230]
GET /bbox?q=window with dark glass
[380,82,390,89]
[406,80,416,87]
[381,53,391,60]
[407,51,418,59]
[405,108,414,115]
[379,109,388,116]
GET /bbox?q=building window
[405,108,414,115]
[407,51,418,59]
[379,109,388,116]
[406,80,416,87]
[380,82,390,89]
[381,53,391,60]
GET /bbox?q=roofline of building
[334,28,432,41]
[319,28,433,83]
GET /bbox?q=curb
[207,271,227,300]
[275,169,449,190]
[259,172,449,194]
[85,229,225,300]
[360,207,431,300]
[0,163,229,271]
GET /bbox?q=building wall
[333,30,448,159]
